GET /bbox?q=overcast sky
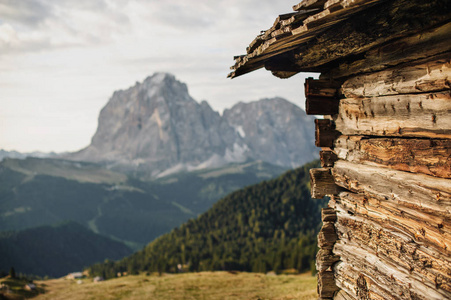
[0,0,317,153]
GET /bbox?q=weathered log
[317,270,339,298]
[333,289,354,300]
[320,150,339,168]
[333,91,451,139]
[288,2,451,77]
[329,21,451,79]
[293,0,327,11]
[310,167,342,198]
[316,248,340,272]
[306,96,340,115]
[333,217,451,299]
[334,136,451,179]
[315,119,340,147]
[341,52,451,98]
[332,160,451,215]
[305,77,341,98]
[322,207,337,222]
[318,222,338,250]
[333,199,451,282]
[336,191,451,257]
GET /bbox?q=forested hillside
[89,160,327,278]
[0,158,285,251]
[0,222,132,277]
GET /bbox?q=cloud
[0,0,130,54]
[0,0,53,26]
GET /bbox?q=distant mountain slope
[0,221,132,278]
[0,158,192,249]
[89,160,327,278]
[0,157,286,250]
[223,98,316,168]
[67,73,317,177]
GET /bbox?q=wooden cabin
[229,0,450,299]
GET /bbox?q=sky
[0,0,317,153]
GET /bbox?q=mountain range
[0,72,319,278]
[67,73,317,178]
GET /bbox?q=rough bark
[332,91,451,139]
[334,136,451,179]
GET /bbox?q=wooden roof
[229,0,451,79]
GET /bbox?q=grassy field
[26,272,316,300]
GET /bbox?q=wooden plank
[291,2,451,78]
[316,248,340,272]
[306,96,339,115]
[333,91,451,139]
[334,290,355,300]
[317,270,339,298]
[331,21,451,78]
[231,0,387,78]
[310,167,342,198]
[318,221,338,250]
[337,191,451,255]
[322,206,337,222]
[293,0,328,11]
[305,77,341,98]
[320,150,338,168]
[342,52,451,98]
[315,119,339,147]
[332,160,451,215]
[333,203,451,298]
[334,136,451,179]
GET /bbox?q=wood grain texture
[332,160,451,215]
[310,168,342,198]
[341,53,451,98]
[333,91,451,139]
[316,119,340,147]
[334,136,451,178]
[332,200,451,299]
[329,21,451,79]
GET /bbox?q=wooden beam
[310,167,342,198]
[305,77,341,98]
[333,202,451,298]
[322,207,337,222]
[306,96,339,115]
[320,150,338,168]
[332,160,451,215]
[329,21,451,79]
[333,91,451,139]
[334,136,451,179]
[317,270,339,298]
[341,52,451,98]
[293,0,327,11]
[315,119,339,147]
[316,249,340,272]
[292,1,451,77]
[336,191,451,256]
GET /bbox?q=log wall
[309,49,451,299]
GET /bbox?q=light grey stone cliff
[69,73,317,176]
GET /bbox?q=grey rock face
[69,73,317,176]
[223,98,317,168]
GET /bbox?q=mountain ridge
[66,73,317,177]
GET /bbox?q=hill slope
[0,221,132,278]
[0,157,286,250]
[89,160,327,277]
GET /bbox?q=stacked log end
[308,46,451,299]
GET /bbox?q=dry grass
[33,271,317,300]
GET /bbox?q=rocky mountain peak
[67,73,317,177]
